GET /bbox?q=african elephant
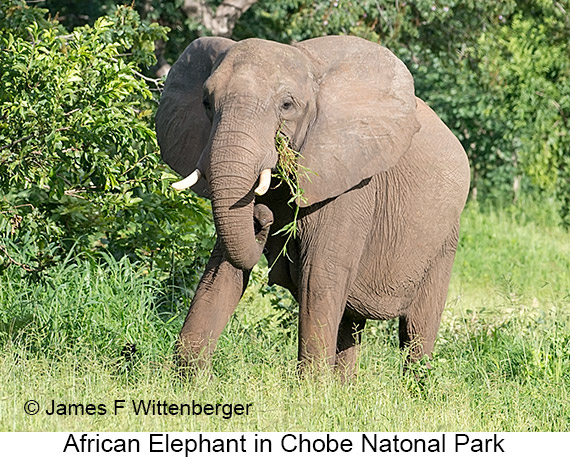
[156,35,470,376]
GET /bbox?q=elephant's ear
[295,36,420,206]
[156,37,234,198]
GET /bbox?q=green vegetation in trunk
[271,127,315,261]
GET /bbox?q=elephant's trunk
[206,116,275,270]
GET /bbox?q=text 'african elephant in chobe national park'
[156,35,470,376]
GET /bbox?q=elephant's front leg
[177,239,249,370]
[177,203,273,371]
[296,188,373,372]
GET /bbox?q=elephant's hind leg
[399,221,459,364]
[336,313,366,380]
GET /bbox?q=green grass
[1,203,569,431]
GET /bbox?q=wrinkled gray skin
[156,36,470,376]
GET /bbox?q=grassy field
[1,202,569,432]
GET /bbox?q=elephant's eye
[281,101,293,111]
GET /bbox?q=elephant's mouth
[253,203,274,243]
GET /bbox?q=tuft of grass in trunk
[272,127,316,261]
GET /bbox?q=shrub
[0,1,214,291]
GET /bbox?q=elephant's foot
[175,334,214,374]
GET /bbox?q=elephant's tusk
[172,169,202,191]
[254,169,272,196]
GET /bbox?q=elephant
[155,35,470,376]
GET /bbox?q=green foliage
[0,0,62,37]
[0,254,177,362]
[40,0,119,29]
[235,1,515,53]
[0,1,214,289]
[42,0,223,67]
[412,1,568,222]
[474,6,570,219]
[134,0,217,64]
[452,200,570,302]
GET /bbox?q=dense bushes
[0,1,213,289]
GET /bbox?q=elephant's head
[156,36,419,271]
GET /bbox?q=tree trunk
[182,0,259,37]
